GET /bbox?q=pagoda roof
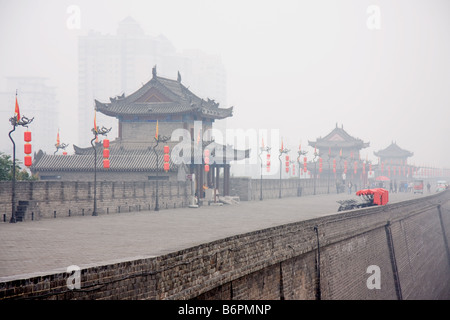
[95,66,233,120]
[31,140,249,173]
[308,124,369,149]
[374,142,413,158]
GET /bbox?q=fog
[1,0,449,168]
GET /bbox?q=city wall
[0,178,336,222]
[0,180,190,220]
[1,189,449,300]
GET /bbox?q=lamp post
[278,144,290,199]
[91,125,111,216]
[8,115,33,223]
[258,145,271,201]
[312,148,320,195]
[326,151,335,194]
[152,133,170,211]
[296,147,307,196]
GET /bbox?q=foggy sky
[1,0,449,168]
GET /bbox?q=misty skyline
[1,0,449,168]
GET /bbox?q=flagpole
[8,123,17,223]
[9,91,33,222]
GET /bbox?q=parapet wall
[0,180,190,220]
[1,190,449,300]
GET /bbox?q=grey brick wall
[0,180,189,220]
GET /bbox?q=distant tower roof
[374,142,413,159]
[308,124,369,150]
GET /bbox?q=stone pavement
[0,191,425,281]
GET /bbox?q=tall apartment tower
[78,17,227,147]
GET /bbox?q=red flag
[14,94,20,121]
[94,111,98,133]
[56,129,60,146]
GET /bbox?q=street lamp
[312,148,320,195]
[296,147,307,197]
[278,143,290,199]
[152,133,170,211]
[8,115,33,223]
[91,125,111,216]
[258,145,271,201]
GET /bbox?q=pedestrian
[427,182,431,193]
[348,181,352,194]
[394,181,397,193]
[390,181,393,192]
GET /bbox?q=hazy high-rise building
[77,17,227,147]
[0,77,58,162]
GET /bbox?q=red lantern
[103,149,110,158]
[103,138,109,148]
[24,143,32,155]
[303,157,307,172]
[204,149,209,170]
[63,152,67,155]
[319,158,323,173]
[354,161,357,174]
[285,167,289,173]
[333,159,336,173]
[344,160,347,174]
[164,145,170,171]
[24,155,32,167]
[24,131,31,142]
[285,155,289,162]
[103,159,110,169]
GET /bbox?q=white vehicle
[436,180,448,192]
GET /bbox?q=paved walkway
[0,192,426,281]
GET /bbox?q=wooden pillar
[224,164,230,196]
[199,164,204,198]
[216,166,220,194]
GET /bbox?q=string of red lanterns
[164,145,170,172]
[103,138,110,169]
[24,130,32,167]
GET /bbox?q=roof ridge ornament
[152,65,157,78]
[177,71,181,83]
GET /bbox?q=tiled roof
[95,68,233,119]
[308,125,369,149]
[31,140,250,173]
[374,142,413,158]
